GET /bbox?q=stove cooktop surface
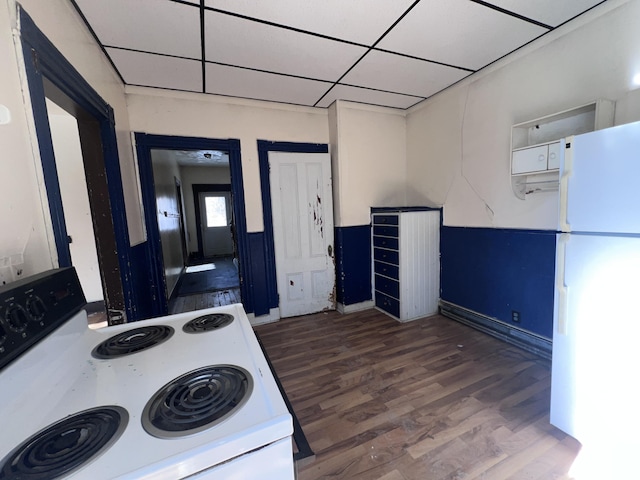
[0,303,292,480]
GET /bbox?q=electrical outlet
[511,310,521,323]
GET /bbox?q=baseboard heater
[439,300,552,359]
[255,334,315,465]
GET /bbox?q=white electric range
[0,268,294,479]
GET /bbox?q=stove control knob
[6,304,29,332]
[26,295,47,322]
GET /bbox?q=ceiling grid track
[69,0,611,110]
[199,0,206,93]
[313,0,424,107]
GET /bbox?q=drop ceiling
[71,0,608,110]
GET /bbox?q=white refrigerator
[552,120,640,474]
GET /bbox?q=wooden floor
[168,287,241,314]
[254,309,581,480]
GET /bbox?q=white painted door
[199,191,234,257]
[269,151,335,318]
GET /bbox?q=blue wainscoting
[440,226,556,339]
[335,225,372,306]
[245,232,276,316]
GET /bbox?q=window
[205,195,228,227]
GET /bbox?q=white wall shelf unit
[510,99,615,199]
[371,208,440,322]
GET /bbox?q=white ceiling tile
[75,0,606,109]
[481,0,605,27]
[343,50,470,98]
[106,48,202,92]
[377,0,547,70]
[204,0,416,45]
[205,63,332,106]
[204,11,367,81]
[316,84,423,109]
[74,0,201,58]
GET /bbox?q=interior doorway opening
[39,82,126,322]
[45,99,102,304]
[138,142,244,313]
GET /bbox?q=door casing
[135,135,249,315]
[257,141,332,315]
[20,7,133,320]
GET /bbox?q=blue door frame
[19,7,135,319]
[257,141,330,311]
[134,134,249,315]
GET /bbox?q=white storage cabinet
[510,99,615,198]
[372,209,440,322]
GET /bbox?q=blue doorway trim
[257,141,330,310]
[134,134,249,314]
[19,7,134,317]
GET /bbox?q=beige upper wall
[407,0,640,229]
[0,0,146,281]
[330,101,408,226]
[16,0,146,244]
[126,88,330,232]
[0,0,53,280]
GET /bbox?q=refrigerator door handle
[556,234,569,335]
[559,137,574,233]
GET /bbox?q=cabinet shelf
[510,99,614,199]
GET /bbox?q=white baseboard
[248,307,281,326]
[336,300,375,314]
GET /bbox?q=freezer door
[550,234,577,438]
[551,233,640,445]
[559,121,640,234]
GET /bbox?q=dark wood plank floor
[254,309,580,480]
[168,287,241,314]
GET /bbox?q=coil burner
[92,326,174,359]
[0,406,128,480]
[142,365,253,439]
[182,314,234,334]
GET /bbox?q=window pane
[205,196,227,227]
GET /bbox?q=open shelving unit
[510,99,615,199]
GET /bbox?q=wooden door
[268,151,335,317]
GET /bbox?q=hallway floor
[169,287,241,314]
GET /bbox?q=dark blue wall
[127,242,156,321]
[440,226,556,339]
[335,225,372,306]
[245,232,274,316]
